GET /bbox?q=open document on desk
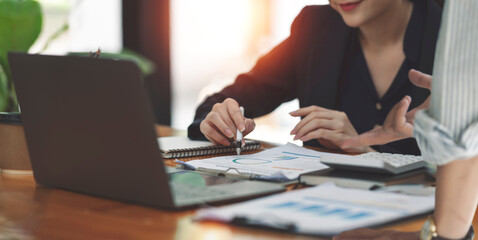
[195,183,435,237]
[177,143,332,182]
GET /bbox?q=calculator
[320,152,428,174]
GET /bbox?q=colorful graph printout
[183,143,336,181]
[195,183,434,236]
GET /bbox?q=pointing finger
[289,105,329,117]
[409,69,432,90]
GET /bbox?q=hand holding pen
[199,98,255,147]
[236,106,244,155]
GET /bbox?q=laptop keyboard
[170,182,230,200]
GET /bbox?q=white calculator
[320,152,427,174]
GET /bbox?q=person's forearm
[434,155,478,238]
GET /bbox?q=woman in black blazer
[188,0,442,155]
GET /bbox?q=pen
[175,160,196,171]
[231,216,297,232]
[236,106,244,155]
[197,167,256,180]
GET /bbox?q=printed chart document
[179,143,333,181]
[195,183,435,237]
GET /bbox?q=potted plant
[0,0,42,173]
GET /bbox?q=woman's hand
[341,69,432,149]
[200,98,255,146]
[290,106,374,153]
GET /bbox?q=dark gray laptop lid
[9,53,176,209]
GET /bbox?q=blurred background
[33,0,328,144]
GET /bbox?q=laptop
[8,52,284,209]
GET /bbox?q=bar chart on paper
[268,200,374,220]
[196,183,435,236]
[181,143,334,181]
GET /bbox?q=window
[30,0,122,55]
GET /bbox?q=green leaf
[69,49,156,77]
[0,0,43,111]
[112,49,156,77]
[40,22,68,53]
[0,64,8,111]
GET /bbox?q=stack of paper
[180,143,334,181]
[195,183,434,236]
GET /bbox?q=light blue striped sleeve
[414,0,478,165]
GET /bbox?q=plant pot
[0,122,32,174]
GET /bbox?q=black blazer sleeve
[187,7,311,140]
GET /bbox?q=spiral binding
[164,142,260,158]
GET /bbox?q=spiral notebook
[157,136,261,158]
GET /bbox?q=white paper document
[195,183,435,236]
[158,136,215,150]
[180,143,333,181]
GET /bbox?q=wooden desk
[1,125,477,240]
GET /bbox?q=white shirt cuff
[414,110,478,165]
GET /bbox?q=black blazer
[188,1,442,151]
